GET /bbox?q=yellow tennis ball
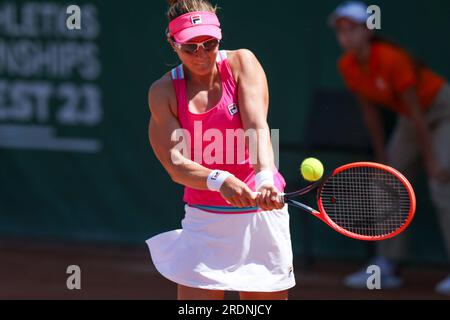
[301,158,324,182]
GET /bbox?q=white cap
[328,1,369,27]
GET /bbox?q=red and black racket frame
[282,162,417,241]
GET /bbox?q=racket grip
[251,192,286,198]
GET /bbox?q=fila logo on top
[227,103,239,116]
[191,15,203,25]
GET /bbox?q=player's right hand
[256,184,285,211]
[219,176,257,208]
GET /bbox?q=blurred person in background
[329,1,450,295]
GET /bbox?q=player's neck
[185,65,220,90]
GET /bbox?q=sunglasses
[173,38,220,54]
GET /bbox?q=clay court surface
[1,240,448,300]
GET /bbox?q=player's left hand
[256,185,285,211]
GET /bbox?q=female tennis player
[330,1,450,295]
[146,0,295,300]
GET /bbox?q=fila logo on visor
[191,15,203,25]
[227,103,238,116]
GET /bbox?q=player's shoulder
[149,72,172,97]
[226,49,261,81]
[227,49,259,69]
[148,72,175,115]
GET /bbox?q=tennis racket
[279,162,416,241]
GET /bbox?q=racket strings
[320,167,411,237]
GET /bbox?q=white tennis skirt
[146,204,296,292]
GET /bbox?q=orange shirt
[338,42,445,115]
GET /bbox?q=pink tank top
[171,50,286,213]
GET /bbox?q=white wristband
[207,170,234,192]
[255,170,274,190]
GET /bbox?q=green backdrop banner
[1,0,449,263]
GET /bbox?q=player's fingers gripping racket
[279,162,416,241]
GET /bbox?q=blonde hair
[166,0,217,22]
